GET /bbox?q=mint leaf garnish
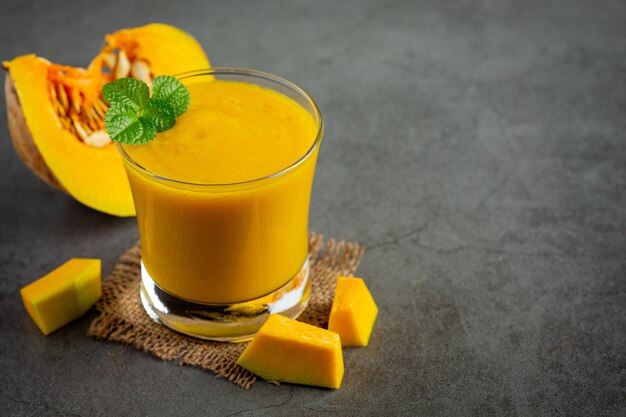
[138,117,157,143]
[104,103,145,144]
[102,78,149,111]
[144,100,176,132]
[102,75,190,144]
[151,76,190,116]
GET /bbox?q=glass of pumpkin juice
[117,68,322,341]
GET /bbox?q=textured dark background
[1,0,625,416]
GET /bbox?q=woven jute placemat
[88,233,365,389]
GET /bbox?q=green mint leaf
[151,75,190,116]
[104,103,144,144]
[137,117,157,143]
[144,100,176,132]
[102,75,190,145]
[102,78,150,111]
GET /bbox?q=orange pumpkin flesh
[4,23,210,217]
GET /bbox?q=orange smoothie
[121,79,319,304]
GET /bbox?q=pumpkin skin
[4,23,210,217]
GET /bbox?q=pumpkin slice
[4,23,210,216]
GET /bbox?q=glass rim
[116,67,323,188]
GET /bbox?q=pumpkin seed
[131,59,151,83]
[49,83,58,104]
[73,93,82,114]
[88,118,100,131]
[115,50,131,79]
[73,120,88,141]
[57,84,69,111]
[102,52,117,70]
[95,98,109,117]
[84,130,112,148]
[56,101,67,117]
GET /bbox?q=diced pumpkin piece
[328,276,378,347]
[236,315,344,389]
[20,258,101,335]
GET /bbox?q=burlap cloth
[88,233,365,389]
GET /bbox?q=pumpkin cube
[20,258,101,335]
[237,314,344,389]
[328,276,378,347]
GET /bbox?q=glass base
[139,257,311,342]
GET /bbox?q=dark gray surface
[1,0,625,416]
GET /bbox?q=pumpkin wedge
[4,23,210,216]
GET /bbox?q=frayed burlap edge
[88,232,365,389]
